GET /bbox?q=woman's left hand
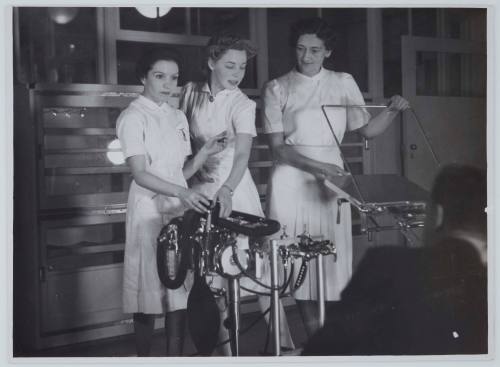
[214,185,233,218]
[202,131,228,156]
[387,95,410,112]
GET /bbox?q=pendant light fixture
[135,7,171,19]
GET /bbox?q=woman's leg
[295,300,320,339]
[133,313,156,356]
[165,309,187,356]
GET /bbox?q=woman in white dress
[262,17,410,337]
[179,33,294,354]
[117,48,227,356]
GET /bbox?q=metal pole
[270,239,281,356]
[317,254,325,328]
[228,278,240,356]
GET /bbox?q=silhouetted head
[424,164,487,262]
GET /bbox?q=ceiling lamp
[135,7,171,19]
[48,7,79,25]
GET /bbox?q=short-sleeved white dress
[262,68,371,301]
[179,82,295,348]
[179,82,263,216]
[117,95,192,314]
[179,81,264,285]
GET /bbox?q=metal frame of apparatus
[320,104,440,245]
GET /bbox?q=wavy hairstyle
[289,17,337,50]
[135,47,183,82]
[206,32,257,62]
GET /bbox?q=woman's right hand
[194,166,214,183]
[315,163,352,189]
[178,188,211,213]
[200,131,228,156]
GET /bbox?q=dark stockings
[133,310,186,356]
[165,309,186,356]
[133,313,155,356]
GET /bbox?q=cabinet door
[38,95,134,210]
[42,264,125,333]
[40,213,127,333]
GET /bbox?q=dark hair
[289,17,337,50]
[431,164,487,233]
[206,32,257,62]
[135,48,182,82]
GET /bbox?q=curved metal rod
[408,108,441,167]
[320,105,366,203]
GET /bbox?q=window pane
[267,8,318,79]
[116,40,257,89]
[322,8,368,92]
[442,8,486,41]
[267,8,368,92]
[117,41,205,85]
[119,7,187,34]
[416,51,485,97]
[382,8,409,96]
[16,7,98,84]
[412,8,437,37]
[190,8,250,37]
[416,51,439,96]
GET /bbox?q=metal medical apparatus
[320,104,437,246]
[156,203,338,356]
[157,203,284,356]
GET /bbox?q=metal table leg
[270,239,281,356]
[317,254,325,328]
[228,277,240,356]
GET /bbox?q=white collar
[293,67,326,82]
[447,230,487,264]
[136,95,172,112]
[201,82,238,98]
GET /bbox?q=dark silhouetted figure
[303,164,487,355]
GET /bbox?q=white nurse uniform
[117,95,192,314]
[262,68,370,301]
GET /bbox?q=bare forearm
[133,170,186,198]
[272,145,326,176]
[183,148,209,180]
[223,150,250,191]
[358,108,399,139]
[358,94,410,139]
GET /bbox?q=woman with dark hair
[179,32,294,354]
[117,48,227,356]
[262,17,410,337]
